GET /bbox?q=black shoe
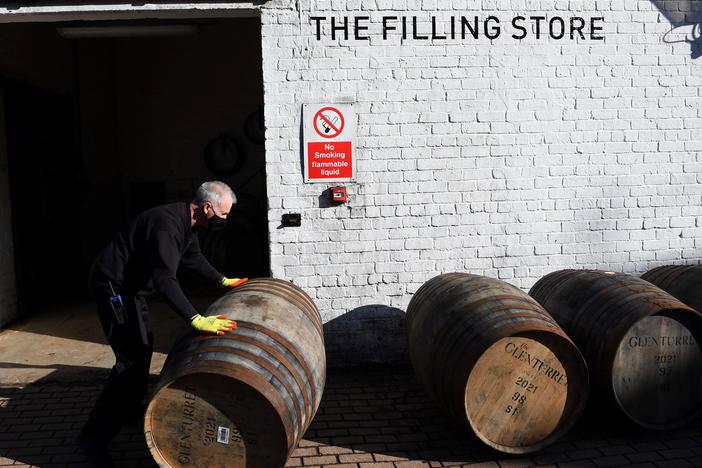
[77,432,115,468]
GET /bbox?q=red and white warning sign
[313,107,345,139]
[303,103,355,183]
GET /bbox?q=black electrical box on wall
[281,213,301,227]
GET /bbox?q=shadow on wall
[323,305,409,368]
[650,0,702,58]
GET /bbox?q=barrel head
[145,373,288,468]
[465,337,569,453]
[612,315,702,429]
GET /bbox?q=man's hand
[191,314,237,335]
[220,277,249,288]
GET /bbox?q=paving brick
[533,452,569,464]
[293,447,322,457]
[332,435,366,445]
[366,435,398,444]
[664,439,700,449]
[655,461,694,468]
[574,439,610,449]
[631,441,668,451]
[339,454,375,463]
[319,429,352,437]
[299,440,325,448]
[494,459,535,468]
[305,455,339,465]
[42,445,78,454]
[658,449,696,459]
[373,453,408,462]
[5,446,43,457]
[599,445,635,456]
[556,461,597,468]
[319,446,354,455]
[626,451,664,463]
[567,449,604,460]
[14,454,52,464]
[592,455,629,467]
[350,428,382,436]
[1,370,702,468]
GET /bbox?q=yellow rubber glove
[191,314,237,335]
[220,277,249,288]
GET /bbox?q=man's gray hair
[194,181,237,209]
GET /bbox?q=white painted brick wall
[260,0,702,363]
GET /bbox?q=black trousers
[83,279,153,445]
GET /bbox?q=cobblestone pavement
[0,367,701,468]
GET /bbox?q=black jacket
[91,202,223,320]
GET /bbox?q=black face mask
[208,214,228,231]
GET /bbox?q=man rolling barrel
[78,180,247,467]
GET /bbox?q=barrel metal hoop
[231,330,315,416]
[568,278,654,342]
[408,273,470,336]
[177,351,302,441]
[167,320,322,411]
[165,324,318,408]
[441,315,565,416]
[465,295,558,324]
[529,269,576,306]
[184,345,305,434]
[577,285,686,361]
[432,304,561,378]
[236,320,321,407]
[433,310,561,416]
[172,339,311,427]
[425,293,557,380]
[148,359,297,454]
[642,265,689,291]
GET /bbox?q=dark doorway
[72,18,270,284]
[3,78,82,316]
[0,17,270,329]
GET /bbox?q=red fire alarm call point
[329,186,348,203]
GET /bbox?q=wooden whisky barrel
[144,278,325,468]
[406,273,588,454]
[530,269,702,430]
[642,265,702,312]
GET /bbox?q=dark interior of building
[0,17,269,320]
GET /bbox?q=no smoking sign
[314,107,345,139]
[303,103,355,183]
